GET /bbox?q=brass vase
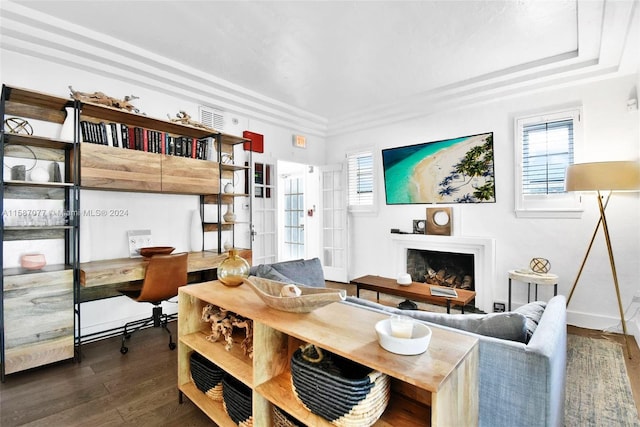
[217,249,250,287]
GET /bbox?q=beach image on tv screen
[382,132,495,204]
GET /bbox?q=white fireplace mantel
[390,233,496,313]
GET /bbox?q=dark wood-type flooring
[1,289,638,426]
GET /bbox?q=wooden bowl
[137,246,175,257]
[243,276,346,313]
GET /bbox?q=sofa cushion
[250,264,297,284]
[268,258,325,288]
[514,300,547,343]
[344,296,528,343]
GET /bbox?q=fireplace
[391,234,495,313]
[407,249,474,290]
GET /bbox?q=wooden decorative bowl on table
[137,246,175,258]
[242,276,346,313]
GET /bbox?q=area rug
[565,334,639,426]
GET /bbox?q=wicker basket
[222,374,253,427]
[273,406,305,427]
[190,351,224,401]
[290,344,390,427]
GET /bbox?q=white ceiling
[2,0,639,135]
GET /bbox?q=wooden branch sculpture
[68,86,141,113]
[201,304,253,358]
[168,110,215,131]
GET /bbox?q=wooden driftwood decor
[201,304,253,359]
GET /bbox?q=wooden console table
[351,275,476,314]
[178,281,479,426]
[80,249,252,287]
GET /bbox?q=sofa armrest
[477,295,566,427]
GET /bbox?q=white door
[320,164,348,282]
[252,160,277,265]
[283,174,305,260]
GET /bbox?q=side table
[508,270,558,311]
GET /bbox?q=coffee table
[351,274,476,313]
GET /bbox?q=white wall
[1,49,326,336]
[326,74,640,337]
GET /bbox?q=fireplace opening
[407,249,474,291]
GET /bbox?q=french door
[283,175,305,259]
[251,160,277,265]
[320,164,348,282]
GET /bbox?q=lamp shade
[565,161,640,192]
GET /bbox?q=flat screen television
[382,132,495,204]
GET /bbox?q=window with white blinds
[522,119,574,195]
[347,151,375,211]
[515,108,583,218]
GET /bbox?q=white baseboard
[568,308,640,345]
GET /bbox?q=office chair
[118,252,188,354]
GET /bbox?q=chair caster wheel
[169,342,176,350]
[120,346,128,354]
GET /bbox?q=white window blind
[347,151,374,209]
[522,119,574,195]
[514,108,582,218]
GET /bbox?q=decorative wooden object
[178,282,479,426]
[243,277,346,313]
[69,86,140,113]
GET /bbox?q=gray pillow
[344,296,528,343]
[250,264,296,284]
[514,301,547,343]
[269,258,325,288]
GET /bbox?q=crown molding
[1,0,636,138]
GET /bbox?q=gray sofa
[250,259,567,427]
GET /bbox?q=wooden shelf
[180,331,253,387]
[3,86,69,123]
[3,180,74,188]
[220,163,250,172]
[179,381,237,427]
[2,133,74,150]
[178,282,479,426]
[80,102,216,140]
[256,372,431,426]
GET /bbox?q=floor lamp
[565,160,640,359]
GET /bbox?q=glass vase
[217,249,250,287]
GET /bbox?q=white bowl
[375,318,432,355]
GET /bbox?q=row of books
[80,120,211,160]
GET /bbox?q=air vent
[199,106,225,131]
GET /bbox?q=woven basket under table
[190,351,224,401]
[290,344,390,427]
[223,374,253,427]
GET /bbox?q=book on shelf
[430,286,458,298]
[77,120,210,160]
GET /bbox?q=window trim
[514,107,583,218]
[346,149,377,214]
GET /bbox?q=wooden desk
[80,249,252,287]
[351,274,476,314]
